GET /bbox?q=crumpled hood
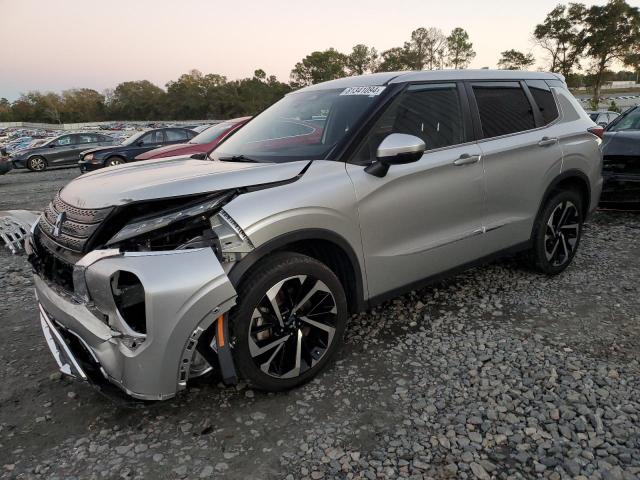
[60,157,310,208]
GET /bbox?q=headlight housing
[84,153,94,161]
[106,192,234,250]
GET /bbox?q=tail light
[588,126,604,139]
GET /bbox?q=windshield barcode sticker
[340,86,386,97]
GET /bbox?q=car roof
[296,70,564,93]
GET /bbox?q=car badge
[53,212,66,237]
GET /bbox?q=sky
[0,0,606,101]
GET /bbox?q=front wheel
[27,156,47,172]
[106,157,124,167]
[230,252,348,391]
[529,190,583,275]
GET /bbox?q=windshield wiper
[218,155,260,163]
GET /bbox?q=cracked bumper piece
[34,247,237,400]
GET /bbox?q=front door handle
[453,154,481,166]
[538,136,558,147]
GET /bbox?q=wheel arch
[536,169,591,224]
[105,154,126,165]
[228,229,366,314]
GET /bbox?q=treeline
[1,0,638,123]
[0,69,291,123]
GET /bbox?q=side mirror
[364,133,426,177]
[137,140,145,147]
[190,152,207,160]
[48,143,56,148]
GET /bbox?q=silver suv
[28,70,602,400]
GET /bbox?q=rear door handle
[538,136,558,147]
[453,154,481,166]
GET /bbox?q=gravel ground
[0,168,639,480]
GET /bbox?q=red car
[135,117,250,161]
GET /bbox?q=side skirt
[366,241,531,309]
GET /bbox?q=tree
[346,44,378,75]
[60,88,105,122]
[445,27,476,69]
[290,49,347,87]
[405,27,447,70]
[497,49,535,70]
[377,47,414,72]
[0,98,11,121]
[533,4,582,77]
[108,80,167,120]
[572,0,640,106]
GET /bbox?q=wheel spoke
[280,329,303,379]
[546,238,560,262]
[259,342,284,373]
[249,334,290,358]
[291,279,329,314]
[299,316,336,346]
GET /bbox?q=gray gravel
[0,168,639,479]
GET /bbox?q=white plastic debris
[0,210,40,254]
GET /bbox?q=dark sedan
[10,133,116,171]
[78,127,197,172]
[600,105,640,207]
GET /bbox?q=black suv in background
[78,127,197,172]
[11,133,116,171]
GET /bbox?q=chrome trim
[39,305,87,381]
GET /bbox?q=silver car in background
[27,70,602,400]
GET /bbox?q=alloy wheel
[544,200,580,267]
[30,157,46,171]
[248,275,338,379]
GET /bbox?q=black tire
[230,252,348,392]
[106,157,124,167]
[27,156,47,172]
[529,189,583,275]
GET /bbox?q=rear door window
[472,82,536,138]
[166,129,189,142]
[526,80,559,125]
[141,131,165,145]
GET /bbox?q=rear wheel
[529,189,583,275]
[230,252,348,391]
[27,156,47,172]
[106,157,124,167]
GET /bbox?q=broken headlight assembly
[102,191,253,263]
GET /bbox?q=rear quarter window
[526,80,559,125]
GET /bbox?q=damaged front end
[29,189,255,400]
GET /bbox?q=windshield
[213,87,386,163]
[191,122,236,144]
[120,131,146,146]
[608,107,640,132]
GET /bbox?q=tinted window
[608,107,640,132]
[77,134,97,144]
[472,82,536,138]
[526,80,559,125]
[166,129,188,141]
[354,83,465,163]
[141,131,164,145]
[56,135,75,146]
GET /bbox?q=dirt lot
[0,167,639,480]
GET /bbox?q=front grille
[33,192,114,292]
[31,231,77,292]
[38,192,113,253]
